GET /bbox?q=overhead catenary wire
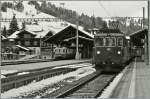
[98,1,112,18]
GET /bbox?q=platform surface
[112,60,150,98]
[135,62,150,98]
[1,59,91,71]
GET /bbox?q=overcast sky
[49,1,148,18]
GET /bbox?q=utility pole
[75,20,80,60]
[143,7,145,29]
[143,7,148,64]
[60,3,65,23]
[148,0,150,65]
[40,36,42,59]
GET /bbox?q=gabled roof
[70,24,94,38]
[8,30,36,39]
[8,31,20,39]
[17,30,36,35]
[8,29,51,39]
[45,25,94,43]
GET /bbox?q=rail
[1,68,76,93]
[55,72,115,98]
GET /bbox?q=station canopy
[130,28,147,38]
[44,25,94,44]
[129,28,148,46]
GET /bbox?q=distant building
[8,29,53,58]
[1,35,19,60]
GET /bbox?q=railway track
[40,71,116,98]
[1,62,93,93]
[56,73,115,98]
[1,67,76,93]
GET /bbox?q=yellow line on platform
[128,58,136,98]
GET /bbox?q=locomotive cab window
[95,37,104,46]
[105,37,116,47]
[117,37,123,47]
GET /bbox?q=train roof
[95,28,124,36]
[98,29,123,33]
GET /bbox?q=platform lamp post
[75,19,80,60]
[40,35,42,59]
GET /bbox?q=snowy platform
[1,59,91,71]
[111,60,150,98]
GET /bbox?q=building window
[24,34,31,38]
[117,37,123,47]
[34,41,38,46]
[25,41,30,46]
[18,41,21,45]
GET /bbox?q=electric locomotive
[92,29,130,72]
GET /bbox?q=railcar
[92,29,131,72]
[54,47,75,60]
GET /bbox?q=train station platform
[1,59,91,71]
[112,59,150,98]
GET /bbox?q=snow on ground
[1,66,95,98]
[17,72,30,75]
[98,66,128,98]
[1,70,18,75]
[1,70,18,78]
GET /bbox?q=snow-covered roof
[16,45,30,51]
[8,31,20,39]
[45,24,93,42]
[69,24,94,38]
[35,30,50,38]
[1,35,7,40]
[26,25,43,32]
[8,30,37,39]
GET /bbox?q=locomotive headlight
[97,51,101,54]
[117,51,121,54]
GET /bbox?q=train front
[93,31,126,72]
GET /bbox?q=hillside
[1,1,148,36]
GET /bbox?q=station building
[7,29,53,58]
[45,25,94,59]
[5,24,94,59]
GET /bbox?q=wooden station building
[45,25,94,59]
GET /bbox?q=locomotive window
[118,37,123,46]
[105,37,116,47]
[95,37,104,46]
[63,49,65,53]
